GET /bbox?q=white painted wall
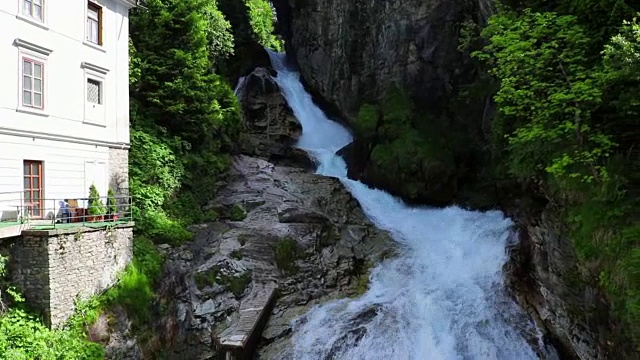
[0,135,110,220]
[0,0,135,221]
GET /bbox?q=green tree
[474,10,614,188]
[245,0,282,51]
[129,0,242,233]
[476,8,639,348]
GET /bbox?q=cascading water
[265,50,557,360]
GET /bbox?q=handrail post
[19,191,23,224]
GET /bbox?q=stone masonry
[8,224,134,327]
[108,148,129,195]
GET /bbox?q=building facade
[0,0,136,222]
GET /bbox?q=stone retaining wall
[108,148,129,195]
[8,224,134,327]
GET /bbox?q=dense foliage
[0,0,281,357]
[129,0,242,240]
[472,2,639,348]
[0,255,105,359]
[129,0,280,242]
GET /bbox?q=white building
[0,0,138,223]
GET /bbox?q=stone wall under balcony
[5,223,133,327]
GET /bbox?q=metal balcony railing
[0,191,133,229]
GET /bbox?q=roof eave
[114,0,141,9]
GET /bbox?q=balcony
[0,191,133,239]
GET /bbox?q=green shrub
[223,271,252,298]
[230,204,247,221]
[102,263,154,325]
[0,308,105,360]
[355,104,379,136]
[230,249,243,260]
[476,7,640,348]
[194,267,251,298]
[87,184,106,217]
[107,188,117,215]
[0,256,105,359]
[274,238,299,273]
[245,0,282,51]
[137,210,192,246]
[194,267,220,290]
[133,236,165,284]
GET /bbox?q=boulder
[237,67,302,160]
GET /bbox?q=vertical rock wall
[272,0,483,121]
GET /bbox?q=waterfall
[265,49,557,360]
[234,75,248,97]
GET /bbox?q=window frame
[86,78,103,105]
[86,2,103,46]
[21,0,44,22]
[21,57,45,110]
[23,160,44,219]
[81,62,109,126]
[16,43,49,117]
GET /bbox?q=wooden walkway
[214,282,278,359]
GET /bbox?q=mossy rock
[273,237,300,274]
[194,266,252,299]
[230,203,247,221]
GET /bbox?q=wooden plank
[214,282,278,358]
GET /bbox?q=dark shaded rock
[269,147,317,170]
[272,0,488,121]
[272,0,498,208]
[217,0,272,83]
[505,204,637,360]
[238,67,303,160]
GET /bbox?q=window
[22,0,43,21]
[87,79,102,104]
[24,160,43,218]
[86,2,102,45]
[22,58,44,109]
[81,62,108,125]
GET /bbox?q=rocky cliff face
[272,0,496,207]
[272,0,486,119]
[148,154,392,359]
[505,204,636,360]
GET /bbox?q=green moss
[230,204,247,221]
[194,267,252,298]
[381,86,412,125]
[230,249,243,260]
[237,234,250,246]
[194,267,220,289]
[351,259,373,297]
[355,103,380,136]
[222,271,252,298]
[274,238,300,273]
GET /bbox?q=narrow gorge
[139,0,636,358]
